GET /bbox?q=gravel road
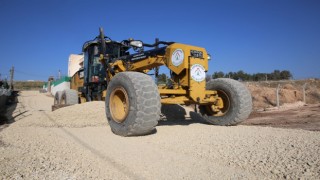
[0,91,319,179]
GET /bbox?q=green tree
[224,72,235,79]
[208,69,293,82]
[236,70,249,81]
[212,71,225,79]
[206,74,212,82]
[271,70,281,80]
[157,73,167,84]
[252,73,266,81]
[280,70,292,80]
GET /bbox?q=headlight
[130,40,143,48]
[207,53,211,60]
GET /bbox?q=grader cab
[54,27,252,136]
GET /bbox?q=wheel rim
[216,90,231,116]
[80,96,86,104]
[60,95,66,105]
[206,90,231,116]
[109,87,129,123]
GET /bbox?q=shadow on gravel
[0,91,22,130]
[158,104,208,126]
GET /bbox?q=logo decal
[171,49,184,66]
[190,64,206,82]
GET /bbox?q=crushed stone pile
[49,101,108,128]
[18,101,108,128]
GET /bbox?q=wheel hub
[109,87,129,123]
[204,90,231,117]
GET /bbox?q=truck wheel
[199,78,252,125]
[54,91,62,105]
[105,72,161,136]
[60,89,78,105]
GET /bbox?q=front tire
[105,72,161,136]
[60,89,78,105]
[54,91,62,105]
[199,78,252,125]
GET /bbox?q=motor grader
[54,27,252,136]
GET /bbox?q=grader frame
[54,27,252,136]
[106,44,220,106]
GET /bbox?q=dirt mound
[246,80,320,110]
[244,103,320,131]
[49,102,108,127]
[282,84,295,90]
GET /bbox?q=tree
[212,71,225,79]
[224,72,235,79]
[208,69,292,82]
[252,73,266,81]
[271,70,281,80]
[206,74,212,82]
[280,70,292,80]
[157,73,167,84]
[236,70,250,81]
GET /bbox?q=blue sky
[0,0,319,81]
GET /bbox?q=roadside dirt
[0,91,319,179]
[246,79,320,110]
[244,103,320,131]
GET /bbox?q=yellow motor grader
[54,27,252,136]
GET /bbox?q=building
[68,54,84,77]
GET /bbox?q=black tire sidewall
[208,80,238,123]
[54,91,61,105]
[105,73,139,135]
[61,89,78,105]
[201,78,251,125]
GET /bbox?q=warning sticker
[171,49,184,66]
[190,64,206,82]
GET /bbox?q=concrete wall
[68,54,84,77]
[51,81,70,96]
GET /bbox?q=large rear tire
[105,72,161,136]
[60,89,78,105]
[199,78,252,125]
[54,91,62,105]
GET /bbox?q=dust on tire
[199,78,252,125]
[105,72,161,136]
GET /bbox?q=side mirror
[130,40,143,48]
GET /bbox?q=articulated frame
[106,43,222,106]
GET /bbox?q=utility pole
[265,74,268,81]
[9,66,14,90]
[58,69,61,79]
[276,84,281,109]
[303,83,307,104]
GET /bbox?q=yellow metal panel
[159,89,187,95]
[160,96,191,104]
[112,60,126,72]
[165,43,209,75]
[128,56,165,71]
[102,90,107,98]
[188,56,207,102]
[205,90,217,95]
[70,71,84,91]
